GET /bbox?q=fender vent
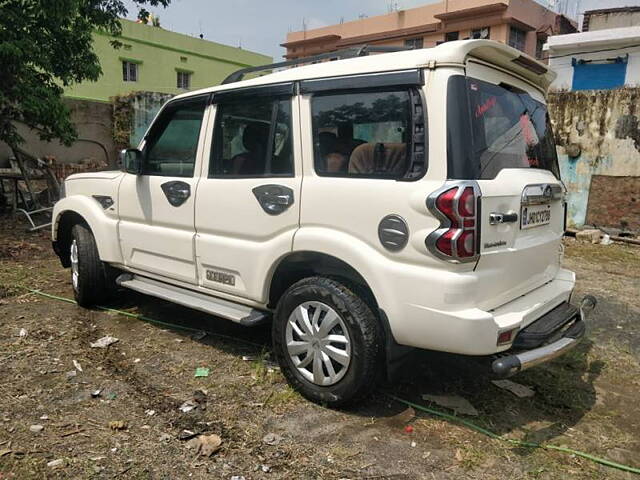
[378,215,409,252]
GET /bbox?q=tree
[0,0,170,149]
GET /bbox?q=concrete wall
[0,99,115,168]
[65,19,271,102]
[548,88,640,229]
[587,11,640,31]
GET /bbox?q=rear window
[447,76,559,180]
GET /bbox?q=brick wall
[586,175,640,231]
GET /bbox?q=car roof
[174,39,555,100]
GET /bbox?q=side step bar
[116,274,269,327]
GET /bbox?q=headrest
[242,122,270,151]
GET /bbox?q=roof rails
[222,45,414,85]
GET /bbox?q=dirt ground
[1,214,639,479]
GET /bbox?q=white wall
[549,46,640,90]
[546,26,640,91]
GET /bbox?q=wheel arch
[267,250,413,383]
[52,196,123,267]
[54,210,90,267]
[267,251,378,311]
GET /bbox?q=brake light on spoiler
[426,181,481,263]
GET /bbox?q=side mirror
[119,149,143,175]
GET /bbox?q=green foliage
[0,0,170,148]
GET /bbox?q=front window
[311,90,412,178]
[122,61,138,82]
[447,76,559,180]
[508,26,527,51]
[143,97,207,177]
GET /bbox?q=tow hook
[580,294,597,318]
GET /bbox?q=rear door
[449,63,565,310]
[194,85,302,303]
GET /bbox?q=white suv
[52,40,592,406]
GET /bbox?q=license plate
[521,204,551,229]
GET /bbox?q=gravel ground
[1,215,639,479]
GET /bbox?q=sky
[123,0,640,60]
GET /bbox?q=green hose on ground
[387,396,640,475]
[16,287,640,475]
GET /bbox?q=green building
[64,19,272,102]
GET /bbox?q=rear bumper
[492,314,586,378]
[389,268,576,355]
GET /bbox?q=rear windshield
[447,76,559,180]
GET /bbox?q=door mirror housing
[119,149,143,175]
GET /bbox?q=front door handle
[253,184,294,215]
[161,181,191,207]
[489,212,518,225]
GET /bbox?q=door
[194,86,302,302]
[448,63,566,310]
[118,95,209,284]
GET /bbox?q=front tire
[272,277,383,407]
[70,224,110,308]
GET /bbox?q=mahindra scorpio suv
[52,40,594,406]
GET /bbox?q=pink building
[283,0,576,61]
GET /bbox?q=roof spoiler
[451,40,556,91]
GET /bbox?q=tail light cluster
[426,182,481,263]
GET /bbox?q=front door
[118,95,209,284]
[194,86,302,302]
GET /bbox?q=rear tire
[272,276,383,407]
[70,224,110,308]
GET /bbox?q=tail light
[426,182,481,263]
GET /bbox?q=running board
[116,274,269,327]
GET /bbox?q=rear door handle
[161,181,191,207]
[253,184,294,215]
[489,212,518,225]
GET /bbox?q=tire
[70,223,110,307]
[272,276,383,407]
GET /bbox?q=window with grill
[122,61,138,82]
[404,37,424,49]
[177,71,191,90]
[508,26,527,52]
[471,27,490,40]
[444,31,459,42]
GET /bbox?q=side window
[143,97,207,177]
[311,90,414,178]
[210,96,293,177]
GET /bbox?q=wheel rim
[70,239,79,291]
[285,301,351,386]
